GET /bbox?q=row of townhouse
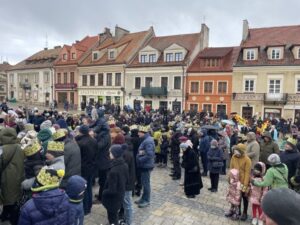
[6,21,300,121]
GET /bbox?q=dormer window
[63,53,67,60]
[166,53,173,62]
[205,58,219,67]
[271,48,281,59]
[93,52,98,61]
[140,54,147,63]
[109,50,115,59]
[175,52,183,61]
[71,52,76,59]
[149,54,156,63]
[246,49,255,60]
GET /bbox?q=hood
[257,162,266,175]
[0,127,18,145]
[247,132,256,142]
[262,131,272,140]
[33,189,68,217]
[97,109,105,118]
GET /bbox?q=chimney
[44,47,48,50]
[54,45,61,49]
[75,40,79,44]
[242,19,249,41]
[114,25,130,42]
[200,23,209,50]
[99,27,112,43]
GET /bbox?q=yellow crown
[47,141,64,152]
[130,125,138,130]
[139,125,150,133]
[287,137,297,146]
[23,142,41,157]
[24,124,34,131]
[35,168,65,189]
[52,129,67,140]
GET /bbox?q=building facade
[78,26,154,108]
[7,47,61,106]
[232,20,300,121]
[54,36,98,108]
[186,47,239,116]
[125,24,209,112]
[0,62,11,101]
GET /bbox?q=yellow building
[232,20,300,122]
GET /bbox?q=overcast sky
[1,0,300,65]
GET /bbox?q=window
[70,92,74,104]
[175,52,183,61]
[109,50,115,59]
[190,82,199,93]
[63,72,68,84]
[145,77,153,87]
[106,73,112,86]
[218,82,227,93]
[82,75,87,86]
[149,54,156,63]
[166,53,173,62]
[203,104,212,112]
[246,49,255,60]
[205,58,219,67]
[71,52,76,59]
[115,73,121,86]
[98,73,104,86]
[93,52,98,60]
[161,77,168,87]
[204,81,213,93]
[269,79,281,93]
[70,72,74,84]
[271,49,281,59]
[63,53,67,60]
[190,104,198,111]
[44,72,49,83]
[244,79,255,92]
[57,73,61,84]
[174,76,181,90]
[34,74,39,83]
[140,54,147,63]
[297,79,300,93]
[90,75,95,86]
[135,77,141,89]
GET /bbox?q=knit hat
[268,153,281,166]
[110,144,125,158]
[52,129,67,140]
[23,141,42,157]
[79,125,90,135]
[233,143,246,154]
[286,137,297,147]
[31,168,65,192]
[66,175,87,203]
[113,133,125,144]
[40,120,52,130]
[210,139,218,148]
[262,188,300,225]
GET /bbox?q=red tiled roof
[187,47,240,72]
[129,33,200,67]
[242,25,300,47]
[79,30,151,66]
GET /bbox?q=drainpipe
[123,64,126,108]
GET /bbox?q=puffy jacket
[230,154,252,191]
[199,129,212,154]
[207,147,224,174]
[18,188,73,225]
[136,133,155,169]
[249,162,268,205]
[280,149,300,182]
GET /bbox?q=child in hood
[225,168,241,220]
[249,162,268,225]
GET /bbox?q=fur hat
[31,168,65,192]
[268,154,281,166]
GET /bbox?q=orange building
[185,47,239,116]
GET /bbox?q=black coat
[181,147,203,196]
[102,158,128,212]
[280,149,300,181]
[75,134,97,178]
[96,131,111,171]
[123,148,135,191]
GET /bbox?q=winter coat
[181,147,203,196]
[171,131,181,154]
[0,128,24,205]
[280,149,300,182]
[260,136,280,166]
[199,130,211,154]
[227,169,241,206]
[230,154,252,191]
[254,164,289,189]
[246,138,260,169]
[218,136,230,160]
[96,127,111,171]
[153,129,162,154]
[69,202,84,225]
[123,146,135,191]
[32,115,45,132]
[102,158,128,213]
[136,133,155,170]
[249,162,267,205]
[75,134,97,178]
[60,138,81,188]
[18,188,73,225]
[207,147,224,174]
[160,138,169,155]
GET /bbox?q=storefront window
[264,108,281,120]
[115,96,120,105]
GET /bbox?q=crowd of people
[0,101,299,225]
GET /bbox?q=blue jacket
[207,147,224,174]
[199,130,212,154]
[69,202,84,225]
[18,189,73,225]
[136,133,155,169]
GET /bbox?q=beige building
[232,20,300,122]
[0,62,11,101]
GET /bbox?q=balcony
[232,93,264,101]
[141,86,168,97]
[264,93,287,104]
[55,83,77,89]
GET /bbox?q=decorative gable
[164,43,187,62]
